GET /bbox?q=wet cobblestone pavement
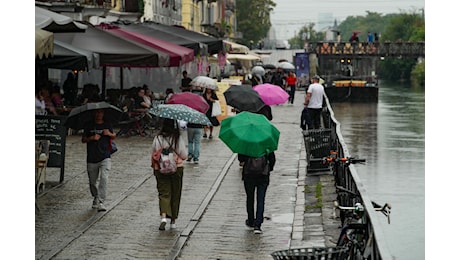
[35,91,340,260]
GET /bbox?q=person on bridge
[305,75,325,129]
[151,118,188,230]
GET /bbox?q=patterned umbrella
[149,104,211,126]
[253,83,290,105]
[190,76,219,90]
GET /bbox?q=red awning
[99,24,195,67]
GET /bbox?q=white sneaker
[170,223,177,229]
[159,218,167,230]
[97,203,107,212]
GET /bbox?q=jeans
[187,127,203,161]
[288,85,295,104]
[87,158,111,203]
[308,108,322,129]
[243,175,269,228]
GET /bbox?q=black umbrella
[262,64,276,70]
[65,102,123,130]
[223,85,265,113]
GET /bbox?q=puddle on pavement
[270,213,293,224]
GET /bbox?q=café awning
[35,27,54,59]
[111,22,207,56]
[54,25,161,67]
[98,24,194,67]
[141,22,224,55]
[35,6,87,33]
[37,40,99,71]
[224,40,250,54]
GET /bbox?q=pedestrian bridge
[307,41,425,58]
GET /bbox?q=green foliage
[337,12,394,41]
[379,57,418,81]
[288,23,326,49]
[304,182,323,210]
[382,12,425,41]
[411,60,425,87]
[236,0,276,46]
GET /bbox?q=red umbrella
[166,92,209,114]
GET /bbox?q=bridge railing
[306,41,425,57]
[303,95,393,259]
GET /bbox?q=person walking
[240,110,276,234]
[151,118,188,230]
[285,71,297,104]
[81,108,116,212]
[305,75,325,129]
[186,122,203,163]
[180,71,192,92]
[202,88,220,139]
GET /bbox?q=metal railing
[303,95,393,259]
[305,41,425,58]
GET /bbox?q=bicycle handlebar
[323,156,366,165]
[334,201,391,224]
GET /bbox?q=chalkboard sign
[35,115,67,182]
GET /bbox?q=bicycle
[334,201,391,260]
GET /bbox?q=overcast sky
[270,0,425,41]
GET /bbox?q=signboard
[295,52,310,87]
[35,115,67,182]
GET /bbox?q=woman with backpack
[151,118,188,230]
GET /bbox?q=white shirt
[306,83,325,109]
[35,97,46,115]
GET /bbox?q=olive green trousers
[154,167,184,219]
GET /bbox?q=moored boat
[324,79,379,102]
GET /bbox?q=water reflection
[330,82,425,260]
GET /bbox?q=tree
[379,11,425,82]
[236,0,276,47]
[288,23,325,49]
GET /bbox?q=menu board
[35,115,67,182]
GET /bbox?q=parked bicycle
[334,201,391,260]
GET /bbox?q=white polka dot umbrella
[149,104,212,126]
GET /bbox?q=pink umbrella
[166,92,209,114]
[253,83,290,105]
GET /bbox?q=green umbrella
[219,111,280,157]
[149,104,212,126]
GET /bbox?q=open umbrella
[223,85,265,112]
[149,104,211,126]
[65,102,123,130]
[219,111,280,157]
[190,76,219,90]
[262,64,276,70]
[251,65,265,76]
[253,83,290,105]
[166,92,209,114]
[277,61,295,71]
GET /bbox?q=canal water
[329,82,425,260]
